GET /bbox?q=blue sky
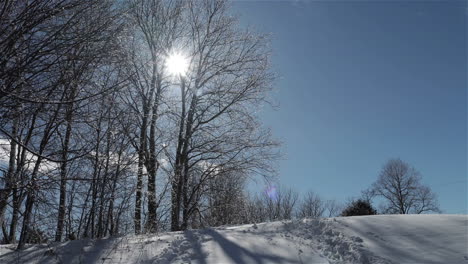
[232,1,467,214]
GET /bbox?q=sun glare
[166,52,188,76]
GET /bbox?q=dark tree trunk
[180,92,198,230]
[0,115,18,232]
[55,102,74,242]
[135,103,148,234]
[171,78,187,231]
[18,101,61,250]
[146,77,162,233]
[97,130,111,238]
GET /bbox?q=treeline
[202,157,442,227]
[0,0,279,249]
[202,182,343,228]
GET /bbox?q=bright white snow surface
[0,214,467,264]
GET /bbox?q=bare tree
[324,200,342,217]
[202,171,247,227]
[168,0,278,231]
[372,158,440,214]
[245,186,298,222]
[122,0,183,234]
[0,0,126,246]
[245,193,268,223]
[54,0,122,242]
[297,191,325,219]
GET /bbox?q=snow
[334,214,468,264]
[0,214,466,263]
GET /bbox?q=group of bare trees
[241,187,342,224]
[0,0,280,249]
[0,0,128,249]
[0,0,442,250]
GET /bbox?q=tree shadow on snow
[0,244,48,264]
[201,229,300,264]
[0,238,119,264]
[183,230,208,264]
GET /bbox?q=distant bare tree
[253,186,297,221]
[245,193,268,223]
[372,158,440,214]
[203,171,247,227]
[297,191,325,218]
[277,187,299,220]
[324,199,342,217]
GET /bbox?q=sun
[166,52,189,76]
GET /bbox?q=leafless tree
[244,186,298,223]
[202,171,248,227]
[371,158,440,214]
[122,0,183,234]
[53,0,123,242]
[167,0,278,231]
[0,0,126,247]
[245,193,268,223]
[324,199,342,217]
[297,191,326,218]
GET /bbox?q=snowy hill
[0,214,466,264]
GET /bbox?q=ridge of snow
[0,214,466,264]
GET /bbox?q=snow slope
[0,214,466,264]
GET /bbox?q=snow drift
[0,214,466,264]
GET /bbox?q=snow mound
[0,214,466,263]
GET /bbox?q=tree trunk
[146,79,162,233]
[17,102,60,249]
[181,91,198,230]
[0,115,18,232]
[83,125,102,238]
[135,103,148,234]
[171,78,187,231]
[97,130,111,238]
[7,189,23,243]
[107,145,122,236]
[17,155,43,250]
[55,102,74,242]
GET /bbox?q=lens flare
[265,185,278,201]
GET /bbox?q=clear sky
[232,0,467,214]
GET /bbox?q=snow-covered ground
[0,214,466,264]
